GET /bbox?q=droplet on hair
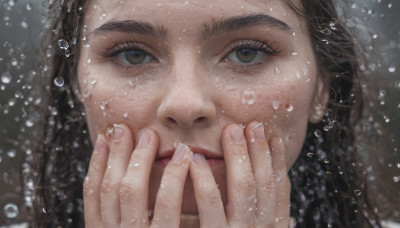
[388,66,396,73]
[54,77,64,87]
[314,129,322,137]
[58,39,69,50]
[4,203,19,218]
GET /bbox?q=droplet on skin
[274,66,281,74]
[242,90,256,105]
[272,100,280,110]
[286,104,294,112]
[296,70,301,79]
[291,51,298,56]
[134,163,140,167]
[122,112,128,118]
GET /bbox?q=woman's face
[78,0,325,213]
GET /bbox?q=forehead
[83,0,304,33]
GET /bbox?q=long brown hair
[29,0,388,227]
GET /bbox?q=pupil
[125,50,145,64]
[236,48,257,63]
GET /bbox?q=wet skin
[79,0,327,227]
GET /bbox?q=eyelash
[225,40,279,65]
[100,41,153,58]
[99,39,279,69]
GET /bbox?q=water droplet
[314,129,322,137]
[388,66,396,73]
[8,98,16,106]
[393,176,399,183]
[272,100,280,110]
[122,112,128,118]
[241,90,256,105]
[100,101,108,110]
[54,77,64,87]
[274,66,281,74]
[58,39,69,50]
[4,203,19,218]
[1,72,12,84]
[395,81,400,89]
[291,51,298,56]
[87,58,92,64]
[7,149,16,158]
[26,3,32,10]
[388,2,392,8]
[134,163,140,167]
[286,104,294,112]
[21,20,28,29]
[25,119,34,127]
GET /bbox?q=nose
[157,79,216,129]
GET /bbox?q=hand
[83,123,193,227]
[83,121,290,228]
[189,121,290,228]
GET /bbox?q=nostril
[195,116,207,123]
[167,117,176,124]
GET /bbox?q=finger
[100,124,134,227]
[270,138,290,228]
[222,123,256,227]
[245,122,276,226]
[152,143,193,228]
[189,153,227,228]
[120,129,159,227]
[84,134,109,228]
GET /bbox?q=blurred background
[0,0,399,226]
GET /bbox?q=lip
[154,146,224,168]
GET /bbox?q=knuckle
[235,171,256,194]
[101,175,119,194]
[119,178,143,202]
[156,191,178,211]
[259,180,275,195]
[83,176,95,197]
[197,184,221,207]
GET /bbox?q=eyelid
[99,40,157,60]
[222,39,280,63]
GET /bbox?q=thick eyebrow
[92,20,167,40]
[202,13,291,40]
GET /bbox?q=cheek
[80,78,156,142]
[221,78,315,167]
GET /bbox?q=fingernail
[112,124,124,143]
[172,143,190,164]
[136,129,151,148]
[251,122,266,142]
[193,153,206,165]
[94,134,107,154]
[230,124,245,144]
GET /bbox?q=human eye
[100,41,157,67]
[224,40,278,65]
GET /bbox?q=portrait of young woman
[0,0,399,227]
